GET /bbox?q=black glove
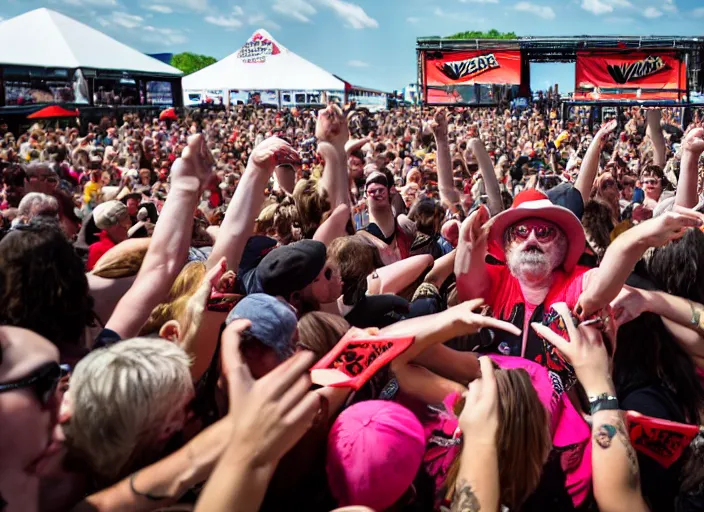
[344,294,410,329]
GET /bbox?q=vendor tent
[182,30,346,92]
[0,8,182,76]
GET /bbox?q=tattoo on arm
[593,419,640,489]
[451,479,481,512]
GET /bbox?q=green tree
[446,29,518,40]
[170,52,218,75]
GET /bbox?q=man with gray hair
[16,192,59,224]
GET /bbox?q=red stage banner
[574,51,687,101]
[423,50,522,104]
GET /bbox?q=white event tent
[182,30,347,106]
[0,8,182,76]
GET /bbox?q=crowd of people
[0,97,704,512]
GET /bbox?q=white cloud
[662,0,676,12]
[694,7,704,17]
[96,11,187,45]
[643,6,662,17]
[316,0,379,29]
[580,0,632,15]
[514,2,555,19]
[248,13,282,30]
[459,0,498,3]
[168,0,210,11]
[272,0,317,22]
[406,16,420,23]
[581,0,613,15]
[348,59,369,67]
[142,25,188,44]
[109,12,144,29]
[145,5,174,14]
[61,0,118,6]
[205,15,243,28]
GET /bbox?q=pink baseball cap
[327,401,426,511]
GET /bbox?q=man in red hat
[455,189,589,369]
[455,188,703,381]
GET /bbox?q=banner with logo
[423,50,522,104]
[236,32,281,64]
[574,51,687,101]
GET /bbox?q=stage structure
[417,35,704,107]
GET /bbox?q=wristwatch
[588,393,620,415]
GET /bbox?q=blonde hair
[446,367,551,510]
[92,238,150,279]
[140,262,206,335]
[297,311,350,361]
[66,338,193,482]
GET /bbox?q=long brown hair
[446,367,551,510]
[297,311,350,361]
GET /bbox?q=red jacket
[87,231,116,271]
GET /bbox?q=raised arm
[105,135,212,339]
[675,127,704,209]
[207,137,300,271]
[313,203,351,247]
[611,286,704,359]
[646,109,666,169]
[317,104,350,208]
[576,209,704,319]
[454,205,492,303]
[468,138,503,216]
[72,419,231,512]
[575,119,617,206]
[452,357,501,512]
[431,109,461,206]
[532,305,648,512]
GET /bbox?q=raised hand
[460,204,490,247]
[171,133,215,191]
[596,119,618,146]
[458,356,499,445]
[531,302,611,395]
[248,136,301,175]
[430,109,449,139]
[221,320,321,468]
[316,104,349,148]
[640,209,704,248]
[449,298,522,338]
[682,127,704,155]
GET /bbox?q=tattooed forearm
[451,479,481,512]
[593,418,640,489]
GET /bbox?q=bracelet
[689,301,704,332]
[129,471,172,502]
[588,393,620,415]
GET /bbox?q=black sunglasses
[0,362,69,407]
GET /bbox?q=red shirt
[87,231,116,271]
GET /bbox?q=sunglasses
[601,179,616,190]
[0,362,69,408]
[508,222,558,242]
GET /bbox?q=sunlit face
[505,218,567,282]
[640,173,662,200]
[348,155,364,180]
[366,183,389,205]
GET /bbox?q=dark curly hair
[0,218,94,359]
[647,228,704,304]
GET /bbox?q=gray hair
[17,192,59,220]
[66,338,193,481]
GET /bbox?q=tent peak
[236,29,289,63]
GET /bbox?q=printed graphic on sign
[606,55,670,85]
[237,32,281,64]
[437,53,500,81]
[625,411,700,468]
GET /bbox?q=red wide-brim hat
[488,188,586,273]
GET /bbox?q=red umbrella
[27,105,79,119]
[159,108,178,121]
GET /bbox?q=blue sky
[2,0,704,92]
